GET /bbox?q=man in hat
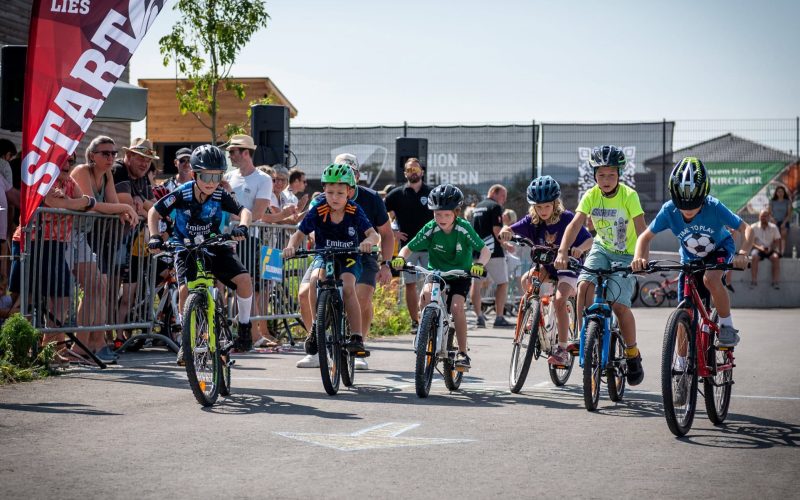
[163,147,194,192]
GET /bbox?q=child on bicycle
[391,184,490,370]
[631,157,753,346]
[282,164,380,355]
[147,145,254,351]
[554,145,647,385]
[499,175,593,365]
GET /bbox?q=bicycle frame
[579,274,614,370]
[407,265,466,360]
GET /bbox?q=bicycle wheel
[443,326,463,391]
[341,317,356,388]
[218,301,233,397]
[582,319,603,411]
[181,291,220,407]
[639,280,665,307]
[661,309,698,437]
[508,297,541,393]
[631,278,640,305]
[607,328,626,401]
[704,310,732,425]
[316,289,342,396]
[548,296,576,387]
[415,308,438,398]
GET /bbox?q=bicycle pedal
[716,346,732,351]
[354,350,370,358]
[455,365,470,373]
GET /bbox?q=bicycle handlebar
[401,264,470,279]
[289,247,377,259]
[161,233,234,252]
[569,261,633,276]
[641,259,743,274]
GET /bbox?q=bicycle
[638,273,679,307]
[401,264,469,398]
[569,261,632,411]
[164,235,237,407]
[643,259,739,437]
[289,247,369,396]
[508,236,578,393]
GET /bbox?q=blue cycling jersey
[154,182,243,244]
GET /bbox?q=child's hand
[631,257,648,272]
[391,256,406,270]
[554,250,569,270]
[283,247,296,259]
[498,228,513,241]
[359,241,374,253]
[732,253,749,270]
[570,247,585,259]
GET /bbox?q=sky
[130,0,800,138]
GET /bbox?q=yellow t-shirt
[576,184,644,255]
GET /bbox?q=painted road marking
[275,422,475,451]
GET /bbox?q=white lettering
[50,0,62,12]
[91,9,138,54]
[80,0,90,14]
[67,0,79,13]
[70,49,124,97]
[53,87,103,132]
[33,110,79,153]
[22,152,60,195]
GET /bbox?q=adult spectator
[224,134,274,350]
[296,153,394,370]
[769,186,792,256]
[384,158,433,330]
[163,147,194,191]
[750,209,782,289]
[470,185,512,327]
[286,168,309,211]
[0,139,15,187]
[378,184,395,201]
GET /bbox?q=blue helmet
[526,175,561,204]
[589,145,626,172]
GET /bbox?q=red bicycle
[645,260,738,437]
[638,273,679,307]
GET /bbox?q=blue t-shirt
[298,197,373,250]
[154,182,242,243]
[650,196,742,261]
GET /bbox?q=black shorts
[174,245,249,291]
[753,248,780,260]
[237,235,263,291]
[444,276,472,311]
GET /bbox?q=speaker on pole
[395,137,427,184]
[250,104,290,167]
[1,45,26,132]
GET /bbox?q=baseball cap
[175,147,192,160]
[334,153,359,171]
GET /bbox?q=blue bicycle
[570,261,632,411]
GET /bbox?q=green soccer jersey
[577,184,644,255]
[407,217,486,272]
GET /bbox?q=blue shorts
[578,244,635,308]
[308,254,362,281]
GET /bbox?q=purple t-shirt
[510,210,591,276]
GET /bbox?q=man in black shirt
[470,184,512,327]
[384,158,434,328]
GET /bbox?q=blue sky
[130,0,799,133]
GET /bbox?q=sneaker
[625,353,644,386]
[296,354,320,368]
[547,346,570,366]
[93,346,118,364]
[253,337,278,348]
[475,315,486,328]
[410,320,419,333]
[236,322,253,352]
[717,325,740,347]
[346,335,369,356]
[566,341,580,356]
[455,351,471,370]
[303,333,318,355]
[176,345,185,366]
[354,357,369,370]
[673,374,690,406]
[493,316,513,328]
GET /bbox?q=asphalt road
[1,308,798,499]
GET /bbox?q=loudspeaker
[250,104,290,167]
[395,137,428,184]
[1,45,26,132]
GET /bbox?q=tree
[159,0,270,144]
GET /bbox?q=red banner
[20,0,165,227]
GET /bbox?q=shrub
[0,314,54,384]
[369,280,412,337]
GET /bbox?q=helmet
[669,157,710,210]
[190,144,226,171]
[427,183,463,210]
[526,175,561,204]
[321,163,356,186]
[589,145,627,171]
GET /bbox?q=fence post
[403,121,408,138]
[662,118,667,205]
[532,119,538,178]
[796,116,799,159]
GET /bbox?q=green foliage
[224,95,275,138]
[369,281,412,337]
[159,0,270,144]
[0,314,53,384]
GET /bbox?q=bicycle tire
[443,326,463,391]
[316,289,342,396]
[639,280,665,307]
[508,297,541,393]
[218,300,232,397]
[582,319,603,411]
[704,310,732,425]
[181,292,220,407]
[341,317,356,388]
[415,308,438,398]
[661,309,698,437]
[548,296,577,387]
[607,328,626,401]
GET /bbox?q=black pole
[532,119,537,177]
[796,116,799,160]
[662,118,667,204]
[403,121,408,138]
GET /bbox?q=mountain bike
[508,236,578,393]
[644,259,739,437]
[402,264,470,398]
[569,261,632,411]
[289,247,369,396]
[164,235,237,407]
[638,273,679,307]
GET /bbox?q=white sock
[559,342,567,349]
[718,315,733,327]
[237,294,252,324]
[674,356,687,370]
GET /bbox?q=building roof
[644,133,798,166]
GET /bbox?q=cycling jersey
[154,182,243,244]
[298,196,373,250]
[406,218,485,272]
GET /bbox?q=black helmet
[526,175,561,204]
[589,145,626,171]
[669,157,710,210]
[428,183,464,210]
[190,144,226,171]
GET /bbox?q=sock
[624,344,639,358]
[236,294,252,324]
[674,356,687,371]
[718,315,733,327]
[559,342,567,349]
[350,332,362,340]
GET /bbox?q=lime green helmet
[321,163,356,187]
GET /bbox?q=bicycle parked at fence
[508,237,578,393]
[569,261,632,411]
[638,273,679,307]
[164,235,237,407]
[644,259,740,437]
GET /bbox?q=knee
[298,285,309,301]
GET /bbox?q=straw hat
[225,134,257,150]
[122,138,159,160]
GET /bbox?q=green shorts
[578,244,635,308]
